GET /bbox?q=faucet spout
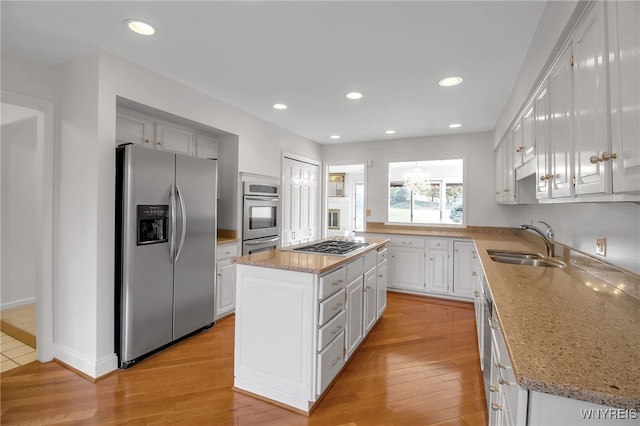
[519,224,555,257]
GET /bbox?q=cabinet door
[363,268,377,334]
[376,259,388,318]
[573,2,610,196]
[196,134,219,159]
[548,44,574,199]
[155,123,194,155]
[426,248,450,294]
[345,276,364,359]
[535,84,552,199]
[116,111,154,148]
[512,120,524,169]
[389,246,425,291]
[496,135,516,204]
[452,241,475,299]
[608,1,640,194]
[521,103,535,164]
[215,259,235,320]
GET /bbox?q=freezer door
[119,145,175,363]
[173,155,217,339]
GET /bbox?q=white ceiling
[0,1,545,144]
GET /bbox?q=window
[388,159,464,225]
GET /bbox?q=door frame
[1,90,55,362]
[323,161,367,238]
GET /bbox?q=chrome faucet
[519,223,555,257]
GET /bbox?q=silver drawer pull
[331,326,343,335]
[332,279,343,286]
[332,302,343,311]
[489,384,499,393]
[491,403,502,411]
[329,356,341,367]
[495,362,507,370]
[474,291,481,297]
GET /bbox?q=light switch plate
[596,236,606,256]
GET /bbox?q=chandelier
[403,163,431,193]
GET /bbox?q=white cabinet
[363,267,377,334]
[345,275,364,359]
[572,1,609,196]
[116,110,154,148]
[472,255,485,367]
[535,83,553,199]
[155,122,194,155]
[376,248,388,318]
[195,133,219,159]
[215,242,239,320]
[388,237,425,292]
[607,0,640,194]
[496,134,516,204]
[425,238,451,295]
[452,241,476,299]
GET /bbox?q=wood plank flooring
[0,293,488,425]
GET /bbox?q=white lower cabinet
[386,235,474,301]
[376,248,388,317]
[215,242,239,320]
[234,245,387,413]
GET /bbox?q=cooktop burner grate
[290,240,371,256]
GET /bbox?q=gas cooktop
[288,239,371,256]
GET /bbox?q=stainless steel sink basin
[487,249,566,268]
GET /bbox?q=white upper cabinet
[548,42,574,199]
[607,0,640,194]
[572,1,609,196]
[535,83,552,199]
[521,102,536,165]
[512,120,524,169]
[155,122,195,156]
[116,110,154,148]
[196,134,219,159]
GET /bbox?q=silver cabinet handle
[491,403,502,411]
[332,302,343,311]
[332,279,343,286]
[474,291,481,297]
[495,362,507,369]
[499,377,512,386]
[331,326,343,335]
[330,356,341,367]
[489,384,499,393]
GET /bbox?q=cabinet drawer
[377,246,388,263]
[319,267,347,299]
[216,243,239,260]
[363,251,376,271]
[318,288,346,326]
[428,238,449,249]
[318,310,346,351]
[317,331,345,395]
[389,237,425,248]
[346,256,364,282]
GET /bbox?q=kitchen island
[232,237,389,414]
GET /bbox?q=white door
[426,248,450,294]
[608,1,640,194]
[572,2,610,196]
[155,122,194,155]
[535,84,551,199]
[345,275,363,359]
[116,110,154,149]
[389,246,425,291]
[452,241,475,299]
[548,44,574,199]
[363,268,377,333]
[282,156,319,246]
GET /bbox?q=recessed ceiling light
[449,123,462,128]
[345,92,363,100]
[273,103,288,110]
[439,76,463,87]
[385,130,396,134]
[124,19,156,36]
[330,135,341,139]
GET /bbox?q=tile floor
[1,332,37,373]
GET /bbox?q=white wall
[322,132,505,227]
[1,116,38,308]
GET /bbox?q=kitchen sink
[487,249,566,268]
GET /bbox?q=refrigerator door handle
[175,185,187,263]
[169,184,177,264]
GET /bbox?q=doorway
[1,93,54,366]
[325,163,366,238]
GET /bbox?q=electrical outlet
[366,209,371,217]
[596,236,606,256]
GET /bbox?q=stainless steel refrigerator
[115,144,217,368]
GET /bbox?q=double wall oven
[242,181,280,255]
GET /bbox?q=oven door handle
[244,196,279,202]
[244,236,280,245]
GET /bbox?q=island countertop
[232,236,389,274]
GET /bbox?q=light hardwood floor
[1,293,488,425]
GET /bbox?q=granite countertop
[232,236,389,274]
[361,223,640,410]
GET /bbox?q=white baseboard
[53,343,118,379]
[0,297,36,311]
